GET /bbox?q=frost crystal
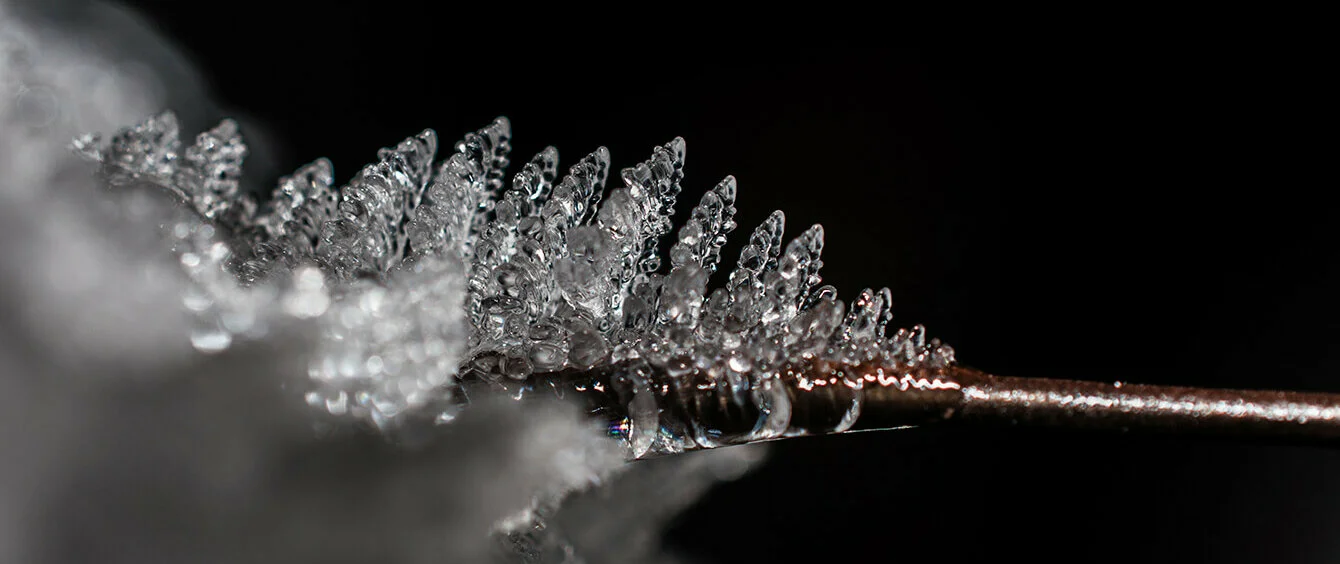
[77,114,956,453]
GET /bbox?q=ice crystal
[76,113,957,455]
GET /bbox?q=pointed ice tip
[151,109,179,127]
[209,118,240,137]
[491,116,511,133]
[116,110,180,140]
[131,111,181,139]
[762,210,786,238]
[575,147,611,173]
[311,157,334,175]
[806,224,825,253]
[717,175,738,200]
[669,136,686,158]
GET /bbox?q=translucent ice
[76,112,956,451]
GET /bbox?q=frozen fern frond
[76,114,956,454]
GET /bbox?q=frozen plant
[73,110,956,458]
[0,3,765,562]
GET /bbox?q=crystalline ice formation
[77,113,957,454]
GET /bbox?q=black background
[106,4,1340,562]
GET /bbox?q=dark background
[105,5,1340,562]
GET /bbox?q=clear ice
[76,114,957,456]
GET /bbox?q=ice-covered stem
[457,360,1340,458]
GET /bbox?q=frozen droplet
[529,342,567,372]
[627,384,658,458]
[568,327,608,369]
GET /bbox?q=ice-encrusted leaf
[466,148,561,362]
[406,117,512,262]
[104,110,181,181]
[463,117,514,253]
[232,158,339,284]
[621,137,686,277]
[729,210,785,300]
[175,119,248,219]
[514,146,559,201]
[316,129,439,277]
[526,148,612,335]
[832,287,894,363]
[263,158,339,244]
[90,112,252,221]
[75,113,954,447]
[556,147,610,228]
[759,224,824,327]
[669,175,737,274]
